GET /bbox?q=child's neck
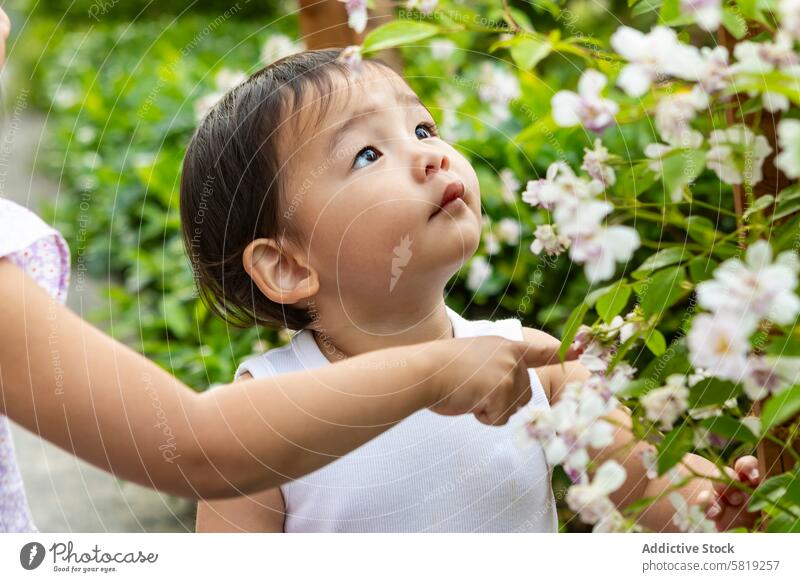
[306,293,453,362]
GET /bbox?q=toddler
[181,48,758,532]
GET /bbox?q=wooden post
[298,0,404,72]
[718,28,799,480]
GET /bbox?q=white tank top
[235,306,558,532]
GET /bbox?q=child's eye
[416,122,438,139]
[352,146,382,170]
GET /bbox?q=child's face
[282,65,482,303]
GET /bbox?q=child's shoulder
[234,330,309,381]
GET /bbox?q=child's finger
[714,466,747,506]
[734,455,760,487]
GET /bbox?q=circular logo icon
[20,542,46,570]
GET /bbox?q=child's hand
[697,455,762,531]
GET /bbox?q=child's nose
[412,148,450,182]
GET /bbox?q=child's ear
[242,238,319,305]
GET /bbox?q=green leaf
[640,266,686,318]
[660,150,706,202]
[749,473,794,512]
[509,35,551,70]
[640,338,692,385]
[596,282,631,324]
[685,215,717,246]
[767,513,800,532]
[743,194,775,220]
[699,415,758,445]
[660,0,681,21]
[688,256,718,283]
[761,385,800,431]
[657,424,693,474]
[689,378,741,408]
[631,0,663,17]
[161,296,191,339]
[773,185,800,221]
[766,333,800,356]
[559,301,589,361]
[362,21,440,54]
[721,7,749,39]
[633,247,689,279]
[644,328,667,356]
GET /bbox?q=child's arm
[196,487,286,532]
[524,327,755,532]
[196,372,286,533]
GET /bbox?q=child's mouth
[430,181,466,219]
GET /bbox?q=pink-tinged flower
[696,240,800,328]
[687,313,752,382]
[776,119,800,179]
[654,88,707,148]
[338,45,364,76]
[530,225,570,256]
[681,0,722,32]
[581,139,616,187]
[522,162,601,210]
[551,70,619,132]
[641,375,690,431]
[669,492,717,532]
[610,26,703,97]
[695,46,731,94]
[568,226,641,283]
[340,0,368,34]
[731,36,799,112]
[743,355,786,401]
[706,125,772,186]
[566,460,627,525]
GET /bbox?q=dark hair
[180,48,393,330]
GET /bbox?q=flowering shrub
[344,0,800,532]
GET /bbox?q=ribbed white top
[235,306,557,532]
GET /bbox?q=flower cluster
[522,157,640,283]
[689,241,800,397]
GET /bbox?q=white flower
[406,0,438,14]
[611,26,703,97]
[669,492,717,532]
[552,69,619,132]
[681,0,722,32]
[731,36,799,112]
[479,63,521,122]
[195,91,224,121]
[706,125,772,186]
[593,509,631,532]
[743,355,786,401]
[466,256,492,291]
[484,232,501,255]
[215,69,247,92]
[641,375,690,431]
[776,119,800,179]
[429,38,455,59]
[340,0,368,34]
[496,218,521,245]
[566,460,627,525]
[654,88,707,148]
[687,313,752,382]
[530,224,570,256]
[640,448,659,480]
[696,240,800,328]
[499,168,521,204]
[554,199,613,238]
[261,34,303,66]
[568,226,641,283]
[581,139,616,187]
[780,0,800,40]
[695,46,731,94]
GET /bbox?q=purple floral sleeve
[0,198,71,532]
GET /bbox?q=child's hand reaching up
[697,455,762,531]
